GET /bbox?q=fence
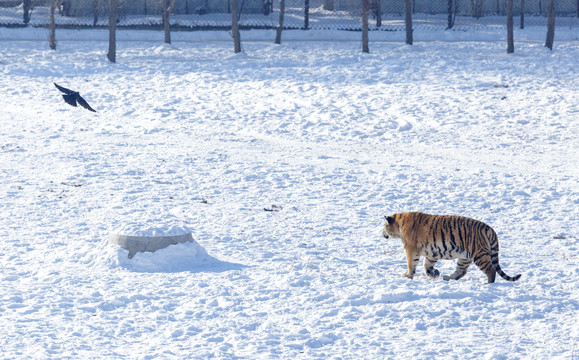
[1,0,578,31]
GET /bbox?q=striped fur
[383,212,521,283]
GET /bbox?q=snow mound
[103,234,223,273]
[107,210,192,237]
[116,240,216,273]
[105,216,221,272]
[111,223,192,238]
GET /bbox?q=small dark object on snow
[61,182,83,187]
[264,205,283,212]
[54,83,96,112]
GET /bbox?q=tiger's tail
[489,230,522,282]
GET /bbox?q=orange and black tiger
[382,212,521,283]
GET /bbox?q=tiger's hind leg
[443,258,472,281]
[473,254,496,283]
[424,257,440,279]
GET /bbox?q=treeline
[43,0,560,58]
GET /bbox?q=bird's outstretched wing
[54,82,97,112]
[54,82,75,95]
[62,94,78,107]
[76,95,97,112]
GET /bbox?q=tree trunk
[232,0,241,53]
[545,0,555,50]
[405,0,413,45]
[304,0,310,29]
[472,0,482,19]
[362,0,369,53]
[93,0,99,26]
[520,0,525,29]
[374,0,381,27]
[506,0,514,53]
[447,0,453,29]
[275,0,286,44]
[323,0,333,11]
[49,0,57,50]
[108,0,118,63]
[62,0,70,16]
[23,0,32,24]
[162,0,172,44]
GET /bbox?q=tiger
[382,212,521,283]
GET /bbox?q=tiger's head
[383,215,402,239]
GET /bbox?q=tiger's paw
[427,269,440,278]
[443,275,451,281]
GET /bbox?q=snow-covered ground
[0,27,578,359]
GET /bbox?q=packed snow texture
[0,28,578,359]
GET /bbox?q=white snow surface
[110,216,192,238]
[1,28,578,359]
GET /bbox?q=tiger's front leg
[404,248,420,279]
[424,257,440,278]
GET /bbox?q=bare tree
[162,0,175,44]
[446,0,459,29]
[231,0,241,53]
[60,0,71,16]
[471,0,482,19]
[372,0,381,27]
[405,0,413,45]
[362,0,369,53]
[93,0,99,26]
[520,0,525,29]
[49,0,62,50]
[506,0,514,53]
[275,0,286,44]
[323,0,334,11]
[304,0,310,29]
[447,0,453,29]
[23,0,32,24]
[545,0,555,50]
[108,0,118,63]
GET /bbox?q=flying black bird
[54,83,97,112]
